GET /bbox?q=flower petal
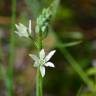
[29,54,39,62]
[19,23,27,29]
[15,31,23,37]
[45,62,55,67]
[15,24,19,30]
[28,20,31,34]
[45,50,56,62]
[40,66,45,77]
[39,49,45,59]
[33,62,39,67]
[15,23,28,37]
[19,24,27,33]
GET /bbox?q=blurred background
[0,0,96,96]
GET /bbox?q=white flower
[15,20,32,38]
[29,49,56,77]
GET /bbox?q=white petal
[29,54,39,62]
[15,24,19,30]
[33,62,39,67]
[45,50,56,62]
[19,23,27,32]
[15,31,23,37]
[15,23,28,37]
[15,31,27,37]
[45,62,55,67]
[29,20,31,34]
[19,23,27,30]
[39,49,45,59]
[40,66,45,77]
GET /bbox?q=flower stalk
[36,67,43,96]
[36,31,43,96]
[15,1,58,96]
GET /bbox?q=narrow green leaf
[57,40,82,48]
[87,67,96,76]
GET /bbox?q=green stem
[6,0,16,95]
[0,37,3,62]
[36,32,43,96]
[36,68,43,96]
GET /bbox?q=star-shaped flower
[15,20,32,38]
[29,49,56,77]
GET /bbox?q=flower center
[39,59,45,65]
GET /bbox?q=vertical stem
[7,0,16,95]
[36,31,43,96]
[36,68,43,96]
[0,36,3,62]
